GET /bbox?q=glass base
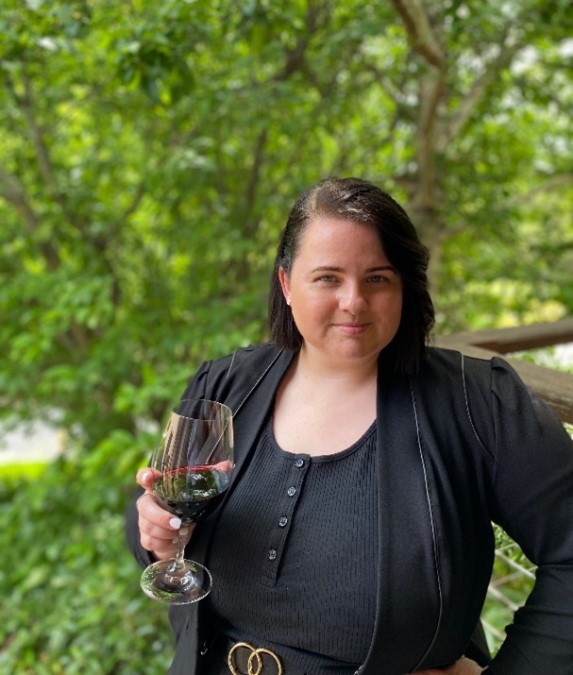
[141,558,212,605]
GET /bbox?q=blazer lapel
[175,349,293,674]
[360,367,443,674]
[191,348,293,564]
[230,348,294,481]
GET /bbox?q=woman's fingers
[136,467,161,492]
[136,488,194,560]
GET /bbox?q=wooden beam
[437,317,573,354]
[435,319,573,424]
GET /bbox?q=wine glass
[140,398,234,605]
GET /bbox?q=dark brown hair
[268,177,434,374]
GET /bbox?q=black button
[295,458,304,468]
[278,517,288,527]
[268,549,277,560]
[287,486,296,497]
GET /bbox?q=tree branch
[391,0,447,212]
[0,163,33,218]
[413,69,446,212]
[6,69,59,197]
[438,38,522,151]
[243,128,268,229]
[276,0,330,81]
[0,163,60,269]
[391,0,445,69]
[513,173,573,204]
[5,65,87,232]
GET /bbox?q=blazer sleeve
[473,358,573,674]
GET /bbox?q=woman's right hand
[136,468,194,561]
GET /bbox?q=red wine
[154,466,230,524]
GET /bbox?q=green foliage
[0,431,172,674]
[0,0,572,670]
[1,0,571,441]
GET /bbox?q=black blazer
[126,344,573,674]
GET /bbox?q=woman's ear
[278,267,291,306]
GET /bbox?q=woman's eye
[366,275,388,284]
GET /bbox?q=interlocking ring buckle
[227,641,283,675]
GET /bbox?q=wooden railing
[435,317,573,423]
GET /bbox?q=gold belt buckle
[227,641,283,675]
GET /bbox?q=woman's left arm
[476,358,573,673]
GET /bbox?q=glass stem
[170,527,188,571]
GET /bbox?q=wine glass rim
[175,398,233,420]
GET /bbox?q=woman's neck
[273,345,379,456]
[296,345,379,388]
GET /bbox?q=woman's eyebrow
[366,265,398,273]
[310,265,398,273]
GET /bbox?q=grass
[0,461,50,480]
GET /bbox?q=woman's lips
[335,322,370,335]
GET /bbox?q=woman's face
[279,216,403,367]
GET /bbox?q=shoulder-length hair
[268,177,435,374]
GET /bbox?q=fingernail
[169,517,182,529]
[179,527,189,537]
[142,470,152,482]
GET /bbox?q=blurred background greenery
[0,0,572,672]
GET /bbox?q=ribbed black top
[205,416,378,673]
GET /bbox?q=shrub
[0,432,173,674]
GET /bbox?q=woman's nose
[338,283,367,313]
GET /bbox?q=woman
[126,177,573,674]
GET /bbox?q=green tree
[0,1,572,671]
[1,0,572,444]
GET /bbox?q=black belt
[204,632,359,675]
